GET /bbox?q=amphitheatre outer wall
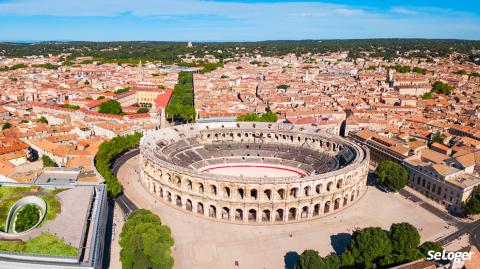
[140,122,370,224]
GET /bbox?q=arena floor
[199,163,305,178]
[119,155,454,269]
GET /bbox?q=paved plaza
[118,156,454,269]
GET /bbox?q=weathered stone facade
[140,122,370,224]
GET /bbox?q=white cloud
[390,7,418,15]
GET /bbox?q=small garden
[14,204,41,232]
[0,232,78,256]
[0,185,61,233]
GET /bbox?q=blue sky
[0,0,479,41]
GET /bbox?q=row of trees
[236,111,278,122]
[120,209,174,269]
[463,186,480,215]
[295,223,443,269]
[166,71,196,122]
[60,104,80,110]
[94,133,142,197]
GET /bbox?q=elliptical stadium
[140,122,369,224]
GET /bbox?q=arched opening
[290,188,298,198]
[301,206,309,218]
[175,177,181,187]
[248,209,257,222]
[210,185,217,195]
[186,199,192,211]
[262,210,270,222]
[275,209,284,222]
[351,192,355,201]
[175,195,182,206]
[304,186,311,197]
[313,204,320,216]
[209,205,217,218]
[221,207,230,220]
[327,182,333,192]
[288,208,297,221]
[343,196,348,206]
[186,180,192,190]
[324,201,331,213]
[277,189,285,200]
[250,189,258,200]
[223,187,230,198]
[235,209,243,221]
[334,198,341,210]
[198,183,204,193]
[264,189,272,200]
[337,179,343,189]
[158,186,163,197]
[197,202,204,214]
[166,192,172,202]
[238,188,244,199]
[315,184,322,194]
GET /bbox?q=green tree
[37,116,49,124]
[2,122,12,130]
[137,108,149,114]
[431,131,445,145]
[84,80,90,85]
[99,100,123,115]
[431,81,453,95]
[346,227,392,266]
[237,112,278,122]
[295,250,340,269]
[463,186,480,215]
[15,204,40,232]
[42,155,58,167]
[115,87,131,94]
[120,209,174,269]
[60,104,80,110]
[94,132,142,196]
[276,84,289,90]
[389,223,421,255]
[456,70,467,75]
[418,241,443,257]
[422,92,433,99]
[97,96,105,100]
[374,161,408,191]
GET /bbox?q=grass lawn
[0,232,78,256]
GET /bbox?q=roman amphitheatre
[140,122,370,223]
[115,122,453,269]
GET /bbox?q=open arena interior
[115,122,455,268]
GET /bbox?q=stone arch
[166,191,172,202]
[277,188,285,200]
[221,207,230,220]
[197,202,204,214]
[351,191,355,201]
[288,208,297,221]
[261,209,271,222]
[235,209,243,221]
[175,195,182,206]
[209,205,217,218]
[238,188,245,199]
[198,183,204,193]
[301,206,309,218]
[303,186,311,196]
[223,186,231,198]
[275,209,284,222]
[334,198,341,210]
[210,184,217,195]
[313,203,321,216]
[290,187,298,198]
[336,179,343,189]
[186,199,192,211]
[343,195,348,206]
[248,209,257,222]
[175,176,181,187]
[315,184,322,194]
[263,189,272,200]
[324,201,331,213]
[326,182,333,192]
[250,189,258,200]
[186,179,192,190]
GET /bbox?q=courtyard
[118,155,454,269]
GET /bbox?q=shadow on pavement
[284,251,300,269]
[330,232,351,256]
